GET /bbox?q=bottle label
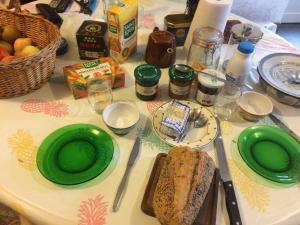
[136,83,157,96]
[170,83,190,96]
[196,90,216,106]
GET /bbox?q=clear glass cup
[87,79,113,114]
[214,83,241,121]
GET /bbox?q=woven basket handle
[8,0,21,12]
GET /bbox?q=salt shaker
[226,41,255,86]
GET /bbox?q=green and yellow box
[63,57,125,99]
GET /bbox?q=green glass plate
[37,124,114,185]
[238,125,300,184]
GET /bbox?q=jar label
[136,83,157,96]
[170,83,190,96]
[196,90,216,106]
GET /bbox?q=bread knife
[214,117,242,225]
[112,137,141,212]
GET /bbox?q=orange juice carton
[107,0,138,63]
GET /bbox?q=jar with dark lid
[196,69,225,106]
[168,64,195,100]
[134,64,161,101]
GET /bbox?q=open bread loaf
[153,146,215,225]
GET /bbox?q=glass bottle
[187,26,223,72]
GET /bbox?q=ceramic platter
[152,101,217,150]
[258,53,300,98]
[37,124,114,185]
[238,125,300,184]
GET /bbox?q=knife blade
[214,117,242,225]
[112,137,141,212]
[269,113,300,141]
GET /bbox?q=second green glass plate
[238,125,300,184]
[37,124,114,185]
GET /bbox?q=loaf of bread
[153,146,215,225]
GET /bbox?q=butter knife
[112,137,141,212]
[269,113,300,141]
[214,117,242,225]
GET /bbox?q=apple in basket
[1,55,17,63]
[0,47,10,60]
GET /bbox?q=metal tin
[164,14,192,46]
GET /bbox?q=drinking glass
[87,79,113,114]
[214,83,241,121]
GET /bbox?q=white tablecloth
[1,1,300,225]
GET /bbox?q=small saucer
[238,125,300,184]
[37,124,114,185]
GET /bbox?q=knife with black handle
[214,117,242,225]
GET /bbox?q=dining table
[1,0,300,225]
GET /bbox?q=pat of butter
[160,100,190,138]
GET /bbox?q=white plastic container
[226,41,255,86]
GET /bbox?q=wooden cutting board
[141,153,220,225]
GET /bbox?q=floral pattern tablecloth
[1,1,300,225]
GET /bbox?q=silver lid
[231,23,263,43]
[192,27,223,48]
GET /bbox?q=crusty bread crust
[153,146,215,225]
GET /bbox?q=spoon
[290,74,300,84]
[194,112,208,128]
[176,108,200,142]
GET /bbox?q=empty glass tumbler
[87,79,113,114]
[214,83,241,121]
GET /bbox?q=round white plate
[258,53,300,98]
[152,100,217,150]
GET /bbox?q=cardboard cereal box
[107,0,138,63]
[63,57,125,99]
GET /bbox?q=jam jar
[168,64,195,100]
[134,64,161,101]
[196,69,225,106]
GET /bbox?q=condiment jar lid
[192,27,223,47]
[134,64,161,83]
[198,69,225,88]
[169,64,195,82]
[231,23,263,44]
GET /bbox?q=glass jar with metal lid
[187,27,223,72]
[134,64,161,101]
[169,64,195,100]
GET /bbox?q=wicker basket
[0,8,61,98]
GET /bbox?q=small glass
[87,79,113,114]
[214,83,241,121]
[102,0,119,18]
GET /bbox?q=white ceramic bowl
[102,102,140,135]
[237,91,273,121]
